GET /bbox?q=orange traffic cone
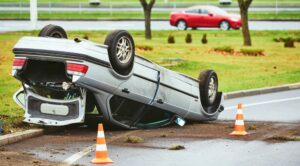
[230,103,248,136]
[91,123,113,164]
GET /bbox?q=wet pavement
[4,127,300,166]
[221,89,300,123]
[1,20,300,32]
[2,89,300,165]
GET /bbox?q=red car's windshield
[210,6,227,15]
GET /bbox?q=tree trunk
[240,7,251,46]
[144,7,152,39]
[140,0,155,40]
[238,0,253,46]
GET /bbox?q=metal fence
[0,1,299,14]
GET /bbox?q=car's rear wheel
[177,20,187,30]
[38,24,68,38]
[104,30,135,76]
[219,21,230,30]
[199,70,218,106]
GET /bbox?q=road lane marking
[225,96,300,110]
[63,144,95,164]
[63,130,139,165]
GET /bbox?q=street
[1,89,300,166]
[1,20,300,32]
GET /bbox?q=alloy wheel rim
[208,77,217,101]
[116,36,132,64]
[220,22,229,30]
[177,21,186,30]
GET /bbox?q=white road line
[63,144,95,164]
[225,96,300,110]
[63,130,139,165]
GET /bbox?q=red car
[170,6,241,30]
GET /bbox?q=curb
[0,129,43,147]
[224,82,300,99]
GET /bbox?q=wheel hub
[116,37,132,64]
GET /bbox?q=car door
[198,9,212,27]
[184,9,202,27]
[152,69,193,118]
[115,61,159,105]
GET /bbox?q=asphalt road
[3,89,300,166]
[221,89,300,123]
[1,20,300,32]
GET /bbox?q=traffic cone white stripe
[97,131,105,138]
[237,109,243,114]
[235,120,244,125]
[96,144,108,151]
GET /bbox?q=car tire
[198,70,218,106]
[104,30,135,76]
[177,20,187,30]
[219,21,230,30]
[38,24,68,38]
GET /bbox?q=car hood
[226,13,241,19]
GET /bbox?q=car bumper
[231,21,242,29]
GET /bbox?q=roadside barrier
[91,123,113,164]
[230,103,248,136]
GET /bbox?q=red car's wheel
[220,21,230,30]
[177,20,187,30]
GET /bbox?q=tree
[140,0,155,39]
[238,0,253,46]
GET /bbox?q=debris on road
[168,145,185,150]
[125,136,144,143]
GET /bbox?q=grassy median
[0,30,299,133]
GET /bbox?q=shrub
[83,34,89,40]
[273,38,280,42]
[201,33,208,44]
[284,38,295,48]
[240,48,265,56]
[168,34,175,44]
[213,46,234,53]
[185,33,192,43]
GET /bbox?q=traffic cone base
[91,157,113,164]
[230,130,247,136]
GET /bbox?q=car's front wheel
[38,24,68,38]
[177,20,187,30]
[199,70,218,106]
[104,30,135,76]
[219,21,230,30]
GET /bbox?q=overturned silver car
[12,25,224,129]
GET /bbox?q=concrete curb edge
[224,82,300,99]
[0,129,44,147]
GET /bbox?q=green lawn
[0,11,299,20]
[0,30,300,133]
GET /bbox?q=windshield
[210,7,227,15]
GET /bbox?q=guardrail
[0,1,299,15]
